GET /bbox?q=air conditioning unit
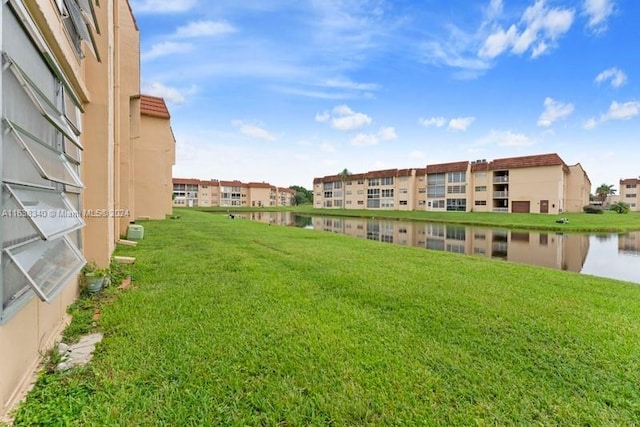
[127,224,144,240]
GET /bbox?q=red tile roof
[173,178,203,185]
[620,178,640,185]
[489,153,567,172]
[426,161,469,174]
[140,95,170,119]
[219,180,246,187]
[248,182,272,189]
[365,169,398,179]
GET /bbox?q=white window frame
[5,120,84,188]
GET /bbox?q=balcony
[493,175,509,183]
[493,191,509,198]
[493,207,509,213]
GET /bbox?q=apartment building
[1,0,174,417]
[173,178,295,207]
[619,178,639,211]
[313,153,590,214]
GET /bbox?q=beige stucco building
[0,0,174,418]
[173,178,295,208]
[313,153,591,214]
[619,178,639,211]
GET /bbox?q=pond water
[236,212,640,284]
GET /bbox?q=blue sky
[130,0,638,192]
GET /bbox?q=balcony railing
[493,176,509,183]
[493,191,509,198]
[493,207,509,213]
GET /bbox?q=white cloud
[448,116,475,132]
[175,21,236,38]
[419,116,447,128]
[349,127,396,147]
[583,0,615,33]
[476,130,535,147]
[537,97,574,127]
[315,111,330,122]
[604,101,640,120]
[480,0,574,59]
[130,0,196,13]
[141,81,196,104]
[141,42,193,61]
[231,120,277,141]
[378,127,397,141]
[479,25,517,59]
[583,118,598,130]
[594,67,627,88]
[584,101,640,129]
[329,105,372,131]
[351,133,379,146]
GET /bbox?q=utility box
[127,224,144,240]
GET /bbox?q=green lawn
[11,208,640,425]
[197,205,640,232]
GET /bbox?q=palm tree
[595,183,616,204]
[338,168,352,209]
[610,201,630,214]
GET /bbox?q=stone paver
[56,333,103,371]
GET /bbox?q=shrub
[583,205,604,214]
[610,201,630,214]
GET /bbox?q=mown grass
[197,206,640,232]
[11,208,640,425]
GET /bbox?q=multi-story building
[172,179,295,207]
[313,153,590,214]
[619,178,639,211]
[1,0,174,417]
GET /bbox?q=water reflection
[235,212,640,284]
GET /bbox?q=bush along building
[313,153,591,214]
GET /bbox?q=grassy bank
[11,209,640,425]
[197,206,640,232]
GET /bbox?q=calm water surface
[237,212,640,284]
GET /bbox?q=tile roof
[620,178,640,185]
[489,153,567,172]
[426,161,469,174]
[140,95,170,119]
[173,178,203,185]
[365,169,398,179]
[247,182,272,189]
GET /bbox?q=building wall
[134,114,175,219]
[565,164,591,213]
[471,171,491,212]
[1,0,172,418]
[249,187,272,207]
[619,179,639,211]
[0,0,97,416]
[508,165,564,214]
[115,1,140,236]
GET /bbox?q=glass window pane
[5,53,81,146]
[2,257,33,314]
[6,184,84,240]
[7,121,84,187]
[5,237,85,303]
[63,0,99,59]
